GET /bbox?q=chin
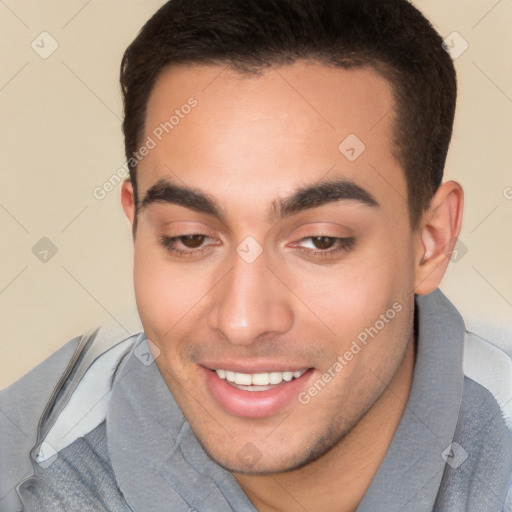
[193,420,351,475]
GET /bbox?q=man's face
[125,61,420,473]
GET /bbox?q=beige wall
[1,0,511,388]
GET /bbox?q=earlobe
[121,180,136,227]
[414,181,464,295]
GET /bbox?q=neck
[235,336,416,512]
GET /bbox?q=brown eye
[180,234,206,248]
[311,236,336,250]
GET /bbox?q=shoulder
[463,330,512,431]
[0,328,140,512]
[460,331,512,510]
[0,335,82,430]
[0,335,82,510]
[429,330,512,511]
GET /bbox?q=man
[1,0,511,510]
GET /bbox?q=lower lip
[202,367,313,418]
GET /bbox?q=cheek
[133,247,166,326]
[132,242,206,339]
[277,232,415,347]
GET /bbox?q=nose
[207,251,294,346]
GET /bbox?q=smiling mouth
[211,368,309,391]
[203,366,314,418]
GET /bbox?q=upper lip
[200,362,312,374]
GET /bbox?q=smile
[202,366,313,418]
[214,368,308,390]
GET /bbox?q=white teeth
[252,373,270,385]
[269,372,282,384]
[214,368,307,386]
[234,373,252,385]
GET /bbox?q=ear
[121,180,136,228]
[414,181,464,295]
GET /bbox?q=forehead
[138,61,407,220]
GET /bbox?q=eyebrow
[139,177,379,221]
[140,179,223,218]
[274,178,379,219]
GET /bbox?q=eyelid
[148,208,233,242]
[286,221,354,238]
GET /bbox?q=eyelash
[160,234,355,259]
[160,234,217,257]
[291,236,355,259]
